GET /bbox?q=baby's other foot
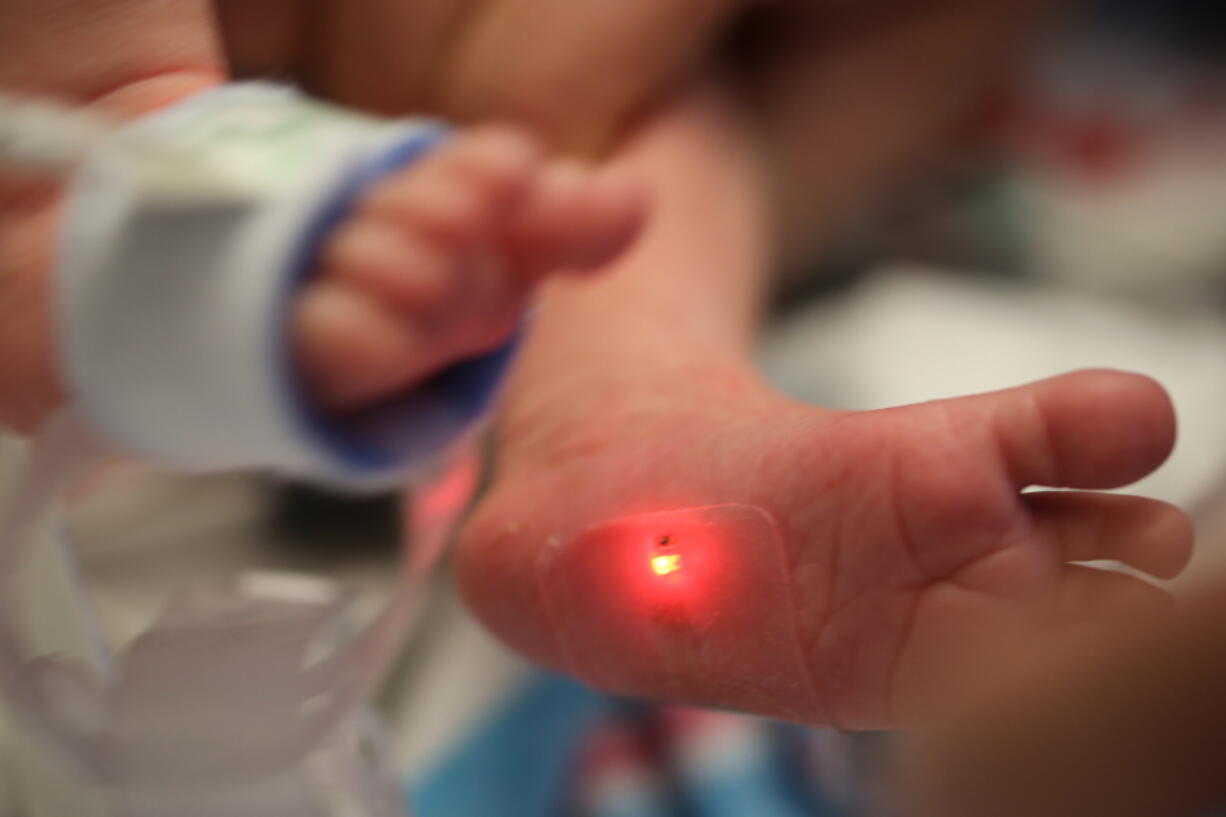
[292,125,645,412]
[457,366,1191,728]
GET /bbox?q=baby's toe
[291,281,426,412]
[508,160,646,278]
[968,370,1176,490]
[360,124,542,243]
[438,124,544,196]
[1028,491,1194,581]
[1057,564,1175,624]
[320,219,454,314]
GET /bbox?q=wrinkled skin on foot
[457,367,1191,728]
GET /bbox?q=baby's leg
[455,86,1193,728]
[0,1,644,428]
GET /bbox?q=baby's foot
[0,122,643,433]
[292,125,644,412]
[456,365,1191,728]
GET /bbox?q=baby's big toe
[973,369,1176,490]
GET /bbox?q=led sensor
[650,553,681,576]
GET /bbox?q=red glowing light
[650,553,681,576]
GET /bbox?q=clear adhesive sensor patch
[537,504,827,723]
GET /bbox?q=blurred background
[4,0,1226,814]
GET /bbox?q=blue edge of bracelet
[280,126,521,477]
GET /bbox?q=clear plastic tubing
[0,83,508,816]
